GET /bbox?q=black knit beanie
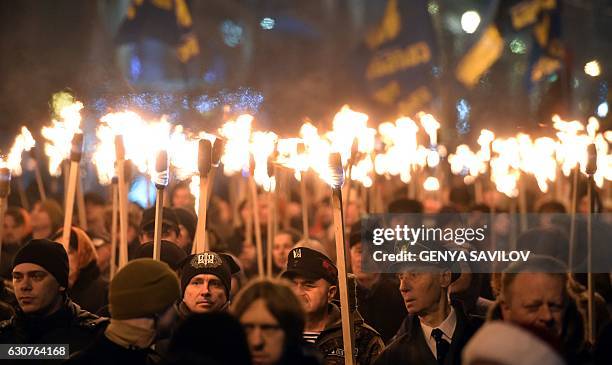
[13,239,69,288]
[180,252,240,298]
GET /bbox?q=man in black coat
[374,243,480,365]
[0,239,107,361]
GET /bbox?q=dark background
[1,0,610,151]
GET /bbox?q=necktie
[431,328,450,365]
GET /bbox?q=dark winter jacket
[66,331,160,365]
[0,298,108,363]
[314,303,384,365]
[69,261,109,315]
[374,303,480,365]
[356,275,406,343]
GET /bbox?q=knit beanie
[180,252,240,298]
[13,239,69,288]
[109,258,181,320]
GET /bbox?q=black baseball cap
[281,247,338,285]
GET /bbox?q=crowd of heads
[0,180,611,365]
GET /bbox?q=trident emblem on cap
[192,253,222,268]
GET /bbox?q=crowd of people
[0,179,611,365]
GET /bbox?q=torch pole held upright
[115,136,129,269]
[568,165,579,271]
[300,172,309,239]
[328,153,356,365]
[0,168,12,264]
[248,156,265,277]
[30,149,47,202]
[76,169,88,231]
[585,143,597,345]
[61,133,83,252]
[110,177,118,279]
[297,143,309,239]
[193,139,212,253]
[153,150,169,261]
[206,138,225,210]
[266,160,276,277]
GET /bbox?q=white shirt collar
[420,306,457,342]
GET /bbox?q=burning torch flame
[7,127,36,176]
[41,99,83,176]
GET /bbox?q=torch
[296,142,309,239]
[115,136,129,269]
[61,133,83,252]
[110,176,118,279]
[29,147,47,202]
[343,139,359,214]
[328,152,356,365]
[266,157,277,277]
[0,167,11,262]
[206,137,226,208]
[193,139,212,253]
[76,169,88,231]
[585,142,597,345]
[248,156,265,277]
[153,150,169,260]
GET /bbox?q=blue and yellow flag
[117,0,199,63]
[362,0,438,117]
[510,0,564,85]
[455,0,505,88]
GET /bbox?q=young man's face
[288,276,336,315]
[12,263,64,315]
[501,273,566,336]
[241,298,285,365]
[398,270,449,316]
[272,233,293,270]
[183,273,228,313]
[3,215,25,245]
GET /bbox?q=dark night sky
[0,0,127,148]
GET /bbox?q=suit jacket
[373,304,480,365]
